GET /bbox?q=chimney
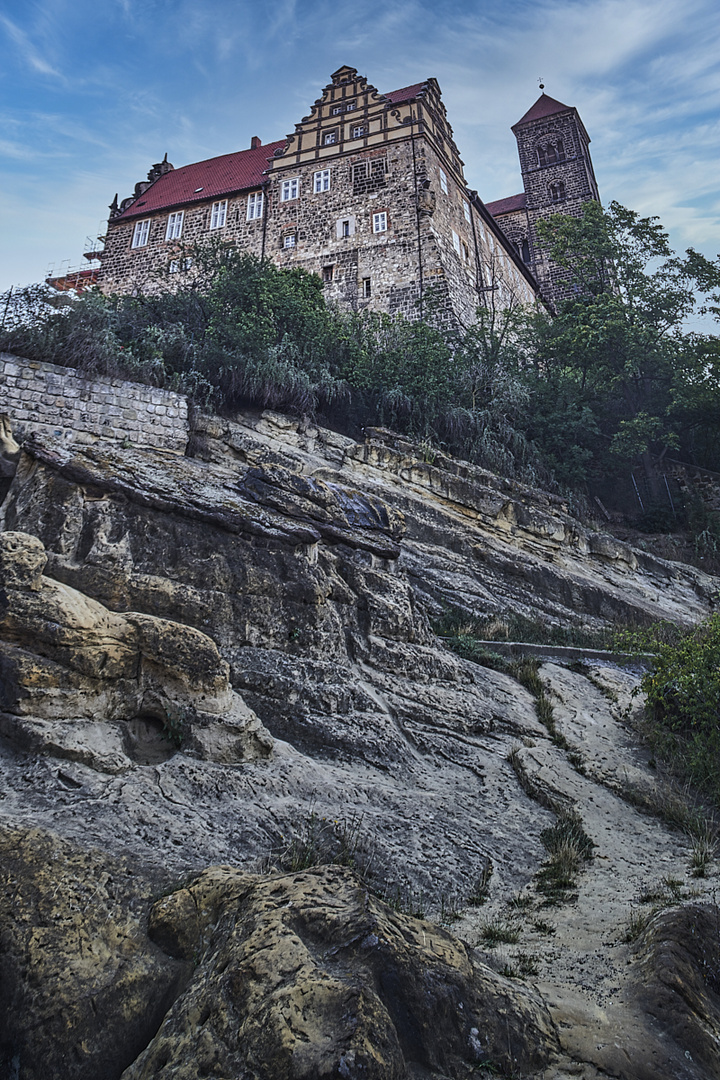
[250,136,262,149]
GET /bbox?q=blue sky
[2,0,720,312]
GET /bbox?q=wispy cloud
[1,0,719,290]
[0,13,63,79]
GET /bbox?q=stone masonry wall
[0,354,189,452]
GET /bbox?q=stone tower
[512,93,600,307]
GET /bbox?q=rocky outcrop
[1,406,720,1078]
[0,825,186,1080]
[0,530,272,769]
[129,863,559,1079]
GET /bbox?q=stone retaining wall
[0,354,188,452]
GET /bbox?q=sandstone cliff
[0,407,718,1079]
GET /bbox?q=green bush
[641,612,720,802]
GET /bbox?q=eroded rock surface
[1,408,720,1078]
[126,863,558,1080]
[0,530,272,769]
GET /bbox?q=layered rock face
[1,408,719,1079]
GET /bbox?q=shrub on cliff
[0,251,543,481]
[640,612,720,803]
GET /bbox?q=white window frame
[131,219,151,248]
[332,106,343,116]
[361,277,371,298]
[372,211,388,234]
[452,229,461,255]
[280,177,300,202]
[247,192,264,220]
[351,125,365,139]
[463,201,471,224]
[314,169,331,193]
[283,234,296,248]
[210,200,227,229]
[439,168,448,195]
[324,131,337,145]
[346,102,356,112]
[165,211,184,241]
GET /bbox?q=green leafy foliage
[0,248,543,481]
[640,613,720,802]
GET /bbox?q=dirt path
[452,661,717,1079]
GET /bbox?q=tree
[525,201,720,484]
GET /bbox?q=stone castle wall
[0,354,189,452]
[98,69,537,323]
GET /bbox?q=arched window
[536,139,566,167]
[549,181,566,203]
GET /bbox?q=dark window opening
[537,139,566,167]
[549,181,566,203]
[322,265,334,282]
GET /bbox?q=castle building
[92,69,599,320]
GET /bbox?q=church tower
[512,92,600,308]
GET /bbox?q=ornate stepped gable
[92,71,598,320]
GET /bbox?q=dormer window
[549,181,566,203]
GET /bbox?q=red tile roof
[485,193,527,216]
[383,82,426,104]
[116,81,428,221]
[513,93,571,129]
[117,140,287,220]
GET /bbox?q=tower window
[322,265,334,282]
[549,181,566,203]
[361,277,371,298]
[372,211,388,233]
[463,202,471,224]
[439,168,448,194]
[452,229,461,255]
[537,139,566,167]
[521,239,531,263]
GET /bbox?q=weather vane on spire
[538,76,545,90]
